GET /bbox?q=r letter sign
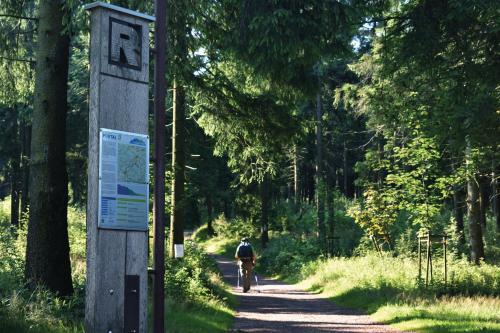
[109,18,142,69]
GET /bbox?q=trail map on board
[98,128,149,231]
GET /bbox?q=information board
[98,128,149,231]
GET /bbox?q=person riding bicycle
[235,237,256,292]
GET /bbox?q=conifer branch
[0,14,38,21]
[0,56,35,64]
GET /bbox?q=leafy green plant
[212,214,258,240]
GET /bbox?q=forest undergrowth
[0,198,235,333]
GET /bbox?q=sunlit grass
[164,272,236,333]
[297,255,500,333]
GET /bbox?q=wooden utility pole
[153,0,167,331]
[84,3,154,332]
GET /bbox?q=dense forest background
[0,0,499,332]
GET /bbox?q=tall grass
[292,255,500,333]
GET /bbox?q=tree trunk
[10,107,20,227]
[453,186,466,248]
[479,176,488,227]
[260,175,270,248]
[315,91,326,250]
[170,79,186,257]
[451,160,466,249]
[326,170,335,255]
[25,0,73,296]
[465,143,485,264]
[343,140,348,197]
[223,199,230,218]
[293,145,299,205]
[206,194,214,235]
[493,163,500,233]
[20,120,31,218]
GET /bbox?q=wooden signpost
[84,3,154,333]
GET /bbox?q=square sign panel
[109,17,142,70]
[98,128,149,231]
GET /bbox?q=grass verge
[297,255,500,333]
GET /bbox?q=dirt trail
[215,256,411,333]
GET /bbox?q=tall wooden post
[153,0,167,331]
[84,3,154,333]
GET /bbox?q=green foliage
[259,234,320,278]
[0,287,85,333]
[164,241,230,306]
[273,201,316,235]
[336,0,499,260]
[212,214,259,240]
[348,187,398,240]
[0,199,24,292]
[192,224,211,242]
[0,201,86,332]
[328,193,364,255]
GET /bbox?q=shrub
[259,234,321,278]
[212,214,258,240]
[165,241,230,307]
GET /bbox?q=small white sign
[174,244,184,258]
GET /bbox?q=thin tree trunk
[25,0,73,296]
[206,194,214,235]
[343,140,348,197]
[260,176,270,248]
[170,79,186,257]
[453,186,465,248]
[326,171,335,254]
[479,176,488,227]
[10,107,20,227]
[466,143,485,264]
[20,120,31,218]
[451,160,465,249]
[293,145,299,205]
[223,199,230,218]
[493,163,500,233]
[307,164,314,203]
[315,91,326,250]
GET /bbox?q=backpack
[237,242,253,258]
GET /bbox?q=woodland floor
[215,255,413,333]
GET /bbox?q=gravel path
[215,256,411,333]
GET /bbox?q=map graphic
[117,184,145,196]
[118,143,147,184]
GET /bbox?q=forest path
[214,256,410,333]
